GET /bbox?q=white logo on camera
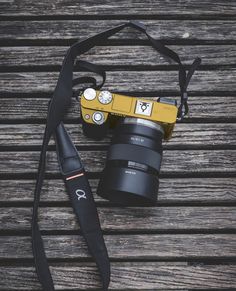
[75,189,87,201]
[135,100,153,116]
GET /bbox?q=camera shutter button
[83,88,96,100]
[92,111,105,125]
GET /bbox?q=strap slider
[183,92,188,101]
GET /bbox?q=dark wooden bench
[0,1,236,290]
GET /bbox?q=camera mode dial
[92,111,105,125]
[98,90,113,104]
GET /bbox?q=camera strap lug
[73,60,106,100]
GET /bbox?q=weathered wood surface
[1,97,235,121]
[1,234,235,259]
[1,70,236,94]
[0,207,235,231]
[1,150,236,174]
[1,178,236,203]
[1,1,236,290]
[1,0,236,16]
[1,123,236,147]
[0,263,235,289]
[1,45,236,67]
[1,20,236,42]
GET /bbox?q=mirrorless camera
[80,88,178,206]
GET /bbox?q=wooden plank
[1,123,236,147]
[1,0,236,16]
[1,96,235,121]
[0,20,236,41]
[0,234,235,259]
[1,178,236,203]
[0,207,235,231]
[1,150,236,174]
[0,263,235,289]
[1,70,236,94]
[1,45,236,67]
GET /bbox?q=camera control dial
[92,111,105,125]
[98,90,113,104]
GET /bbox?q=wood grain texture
[0,263,235,289]
[0,234,235,259]
[1,2,236,290]
[0,95,236,123]
[1,70,236,94]
[1,45,236,67]
[0,20,236,41]
[0,207,235,231]
[1,178,236,203]
[1,150,236,174]
[1,96,235,121]
[1,0,236,16]
[1,123,236,147]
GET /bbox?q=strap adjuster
[183,92,188,101]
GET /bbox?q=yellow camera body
[81,88,178,140]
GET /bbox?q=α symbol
[75,189,87,201]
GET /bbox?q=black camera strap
[32,21,201,291]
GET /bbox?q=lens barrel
[97,118,164,206]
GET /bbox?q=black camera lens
[97,118,164,206]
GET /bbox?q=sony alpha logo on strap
[75,189,87,201]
